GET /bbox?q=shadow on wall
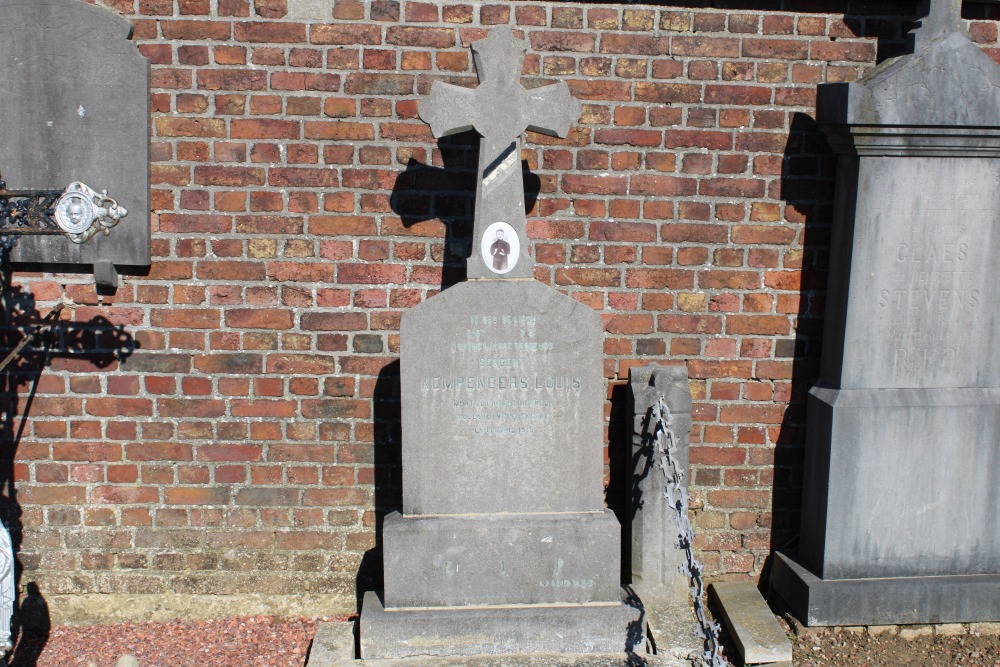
[765,113,834,586]
[0,255,135,663]
[389,130,540,292]
[354,360,401,611]
[606,383,632,586]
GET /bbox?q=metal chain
[651,395,728,667]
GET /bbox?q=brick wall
[2,0,998,621]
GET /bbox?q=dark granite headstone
[0,0,150,276]
[360,28,638,659]
[773,0,1000,626]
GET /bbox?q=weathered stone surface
[419,28,580,279]
[778,0,1000,627]
[0,0,150,269]
[800,387,1000,581]
[360,591,640,660]
[400,279,604,516]
[382,510,621,608]
[817,157,1000,390]
[628,364,691,603]
[773,552,1000,627]
[308,617,696,667]
[710,582,792,664]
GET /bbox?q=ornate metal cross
[0,175,127,252]
[419,28,581,280]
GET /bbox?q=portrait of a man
[480,221,519,274]
[490,229,510,272]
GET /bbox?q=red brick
[742,38,809,59]
[155,118,226,138]
[387,26,455,48]
[231,119,301,139]
[599,34,668,55]
[634,82,701,104]
[234,21,306,43]
[630,175,697,197]
[672,36,739,57]
[197,69,268,90]
[162,20,232,40]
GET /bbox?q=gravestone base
[382,511,622,607]
[772,552,1000,626]
[799,388,1000,582]
[775,385,1000,626]
[360,591,641,659]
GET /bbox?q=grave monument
[359,28,640,658]
[0,0,150,287]
[773,0,1000,625]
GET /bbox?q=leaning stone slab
[710,582,792,665]
[628,364,691,604]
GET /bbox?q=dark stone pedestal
[773,551,1000,626]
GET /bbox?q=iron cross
[419,27,581,280]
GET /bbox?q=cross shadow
[0,256,135,665]
[389,131,541,292]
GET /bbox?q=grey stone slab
[772,551,1000,627]
[307,619,698,667]
[628,364,691,603]
[709,582,792,664]
[382,510,621,608]
[817,156,1000,390]
[643,595,701,662]
[419,27,580,280]
[305,622,356,667]
[360,591,642,660]
[799,387,1000,581]
[400,279,605,516]
[798,0,1000,629]
[0,0,150,269]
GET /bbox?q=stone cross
[914,0,965,49]
[419,28,581,280]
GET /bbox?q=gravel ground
[6,615,338,667]
[786,624,1000,667]
[6,613,1000,667]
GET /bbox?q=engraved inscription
[862,167,997,386]
[420,313,582,436]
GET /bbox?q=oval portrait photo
[481,221,520,275]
